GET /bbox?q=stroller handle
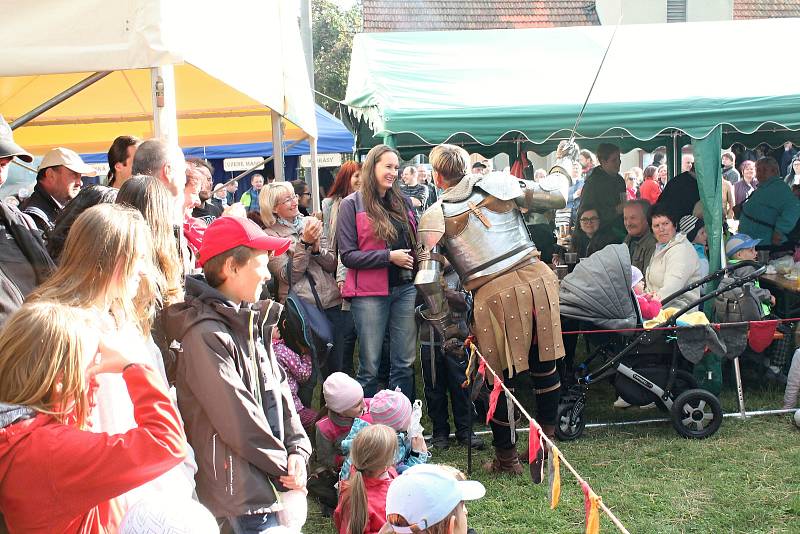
[660,260,765,308]
[658,260,767,327]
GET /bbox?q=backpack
[713,276,764,323]
[279,253,334,373]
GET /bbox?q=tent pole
[10,71,111,130]
[309,137,321,214]
[670,131,679,179]
[383,134,397,149]
[733,357,747,417]
[300,0,321,213]
[151,66,178,146]
[271,110,286,182]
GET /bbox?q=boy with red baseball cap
[165,216,312,532]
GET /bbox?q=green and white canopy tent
[343,18,800,273]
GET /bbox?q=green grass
[305,379,799,534]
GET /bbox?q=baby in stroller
[632,266,661,321]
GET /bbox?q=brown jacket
[624,231,657,276]
[164,276,312,518]
[264,221,341,309]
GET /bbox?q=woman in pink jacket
[336,145,418,399]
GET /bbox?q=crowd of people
[0,118,499,534]
[549,142,800,293]
[0,109,798,534]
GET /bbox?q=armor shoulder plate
[419,201,446,234]
[441,190,487,217]
[418,201,446,250]
[475,171,523,201]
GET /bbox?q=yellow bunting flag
[548,444,561,509]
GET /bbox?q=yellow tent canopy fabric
[3,67,311,155]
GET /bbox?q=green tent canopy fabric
[344,18,800,154]
[344,19,800,277]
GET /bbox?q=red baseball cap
[198,216,292,266]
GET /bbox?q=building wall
[596,0,732,24]
[687,0,733,21]
[596,0,665,24]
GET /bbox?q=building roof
[362,0,600,32]
[734,0,800,19]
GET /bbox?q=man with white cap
[21,147,97,233]
[384,464,486,534]
[0,116,55,325]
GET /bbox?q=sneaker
[639,402,656,409]
[612,397,632,408]
[457,433,486,450]
[429,435,450,450]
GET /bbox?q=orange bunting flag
[581,481,601,534]
[548,444,561,509]
[485,374,503,425]
[528,421,544,484]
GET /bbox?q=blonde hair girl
[29,203,158,335]
[0,302,97,427]
[116,174,184,307]
[0,301,187,534]
[334,424,399,534]
[26,204,195,512]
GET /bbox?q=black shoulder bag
[281,251,334,372]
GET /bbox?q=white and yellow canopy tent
[1,0,319,194]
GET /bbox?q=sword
[567,13,624,145]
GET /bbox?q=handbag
[713,277,764,324]
[280,251,334,372]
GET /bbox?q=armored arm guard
[414,204,461,338]
[517,140,576,212]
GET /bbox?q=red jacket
[334,467,397,534]
[0,365,187,534]
[639,178,661,205]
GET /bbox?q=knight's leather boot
[482,446,523,476]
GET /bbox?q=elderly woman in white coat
[645,206,702,310]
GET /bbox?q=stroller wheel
[555,397,586,441]
[670,389,722,439]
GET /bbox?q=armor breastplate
[442,189,535,283]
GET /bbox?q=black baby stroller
[556,245,765,440]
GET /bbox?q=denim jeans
[350,283,418,399]
[420,340,471,439]
[324,305,357,377]
[227,512,279,534]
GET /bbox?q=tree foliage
[312,0,362,114]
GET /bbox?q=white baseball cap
[38,147,98,176]
[385,465,486,533]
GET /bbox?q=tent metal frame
[9,71,111,130]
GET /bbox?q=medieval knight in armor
[414,142,574,475]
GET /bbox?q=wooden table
[759,274,800,318]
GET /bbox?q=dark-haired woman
[321,161,362,375]
[646,207,701,310]
[336,145,418,399]
[569,206,616,258]
[106,135,140,188]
